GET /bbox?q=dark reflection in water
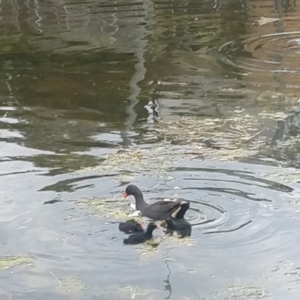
[164,227,192,238]
[163,259,172,299]
[1,0,300,299]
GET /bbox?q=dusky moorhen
[119,220,144,234]
[123,222,158,245]
[164,202,191,232]
[123,184,187,220]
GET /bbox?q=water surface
[1,0,300,299]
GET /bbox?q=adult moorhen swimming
[118,220,144,234]
[123,222,158,245]
[164,202,191,232]
[123,184,187,220]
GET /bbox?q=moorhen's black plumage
[123,184,187,220]
[123,222,158,245]
[118,220,144,234]
[164,203,192,237]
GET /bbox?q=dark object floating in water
[43,199,63,205]
[163,203,192,237]
[123,222,158,245]
[119,220,144,234]
[123,184,187,220]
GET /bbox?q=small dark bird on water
[118,220,144,234]
[123,222,158,245]
[123,184,188,220]
[164,203,192,237]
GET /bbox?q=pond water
[1,0,300,299]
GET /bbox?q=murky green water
[1,0,300,299]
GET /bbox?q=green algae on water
[146,238,161,248]
[0,255,34,270]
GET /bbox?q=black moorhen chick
[123,184,187,220]
[123,222,158,245]
[119,220,144,234]
[164,203,192,237]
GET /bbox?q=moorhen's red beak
[123,192,128,199]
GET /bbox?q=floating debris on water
[162,234,194,247]
[258,111,288,120]
[97,284,165,300]
[117,172,137,184]
[129,211,142,218]
[74,146,191,177]
[227,285,272,300]
[74,110,297,177]
[151,115,266,159]
[136,233,193,260]
[146,237,161,248]
[50,272,87,295]
[137,240,161,260]
[0,255,34,270]
[76,197,144,222]
[266,168,300,183]
[117,285,158,300]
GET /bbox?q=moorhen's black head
[135,222,144,232]
[123,184,142,198]
[119,219,145,234]
[146,222,159,235]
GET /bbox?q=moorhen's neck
[132,188,149,211]
[145,225,156,237]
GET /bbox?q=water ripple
[218,31,300,76]
[142,161,299,250]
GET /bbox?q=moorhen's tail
[166,201,182,215]
[171,203,190,219]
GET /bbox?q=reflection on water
[1,0,300,299]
